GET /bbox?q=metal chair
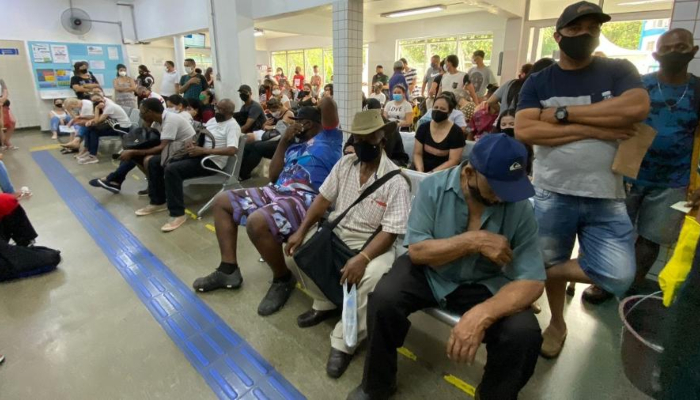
[183,135,247,218]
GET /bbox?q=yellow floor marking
[295,282,312,298]
[132,174,141,180]
[443,374,476,397]
[205,224,216,232]
[30,144,62,152]
[184,209,198,220]
[397,347,417,361]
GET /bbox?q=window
[645,40,656,52]
[397,33,494,96]
[271,49,332,84]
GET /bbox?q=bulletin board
[26,41,125,99]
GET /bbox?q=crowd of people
[2,1,699,397]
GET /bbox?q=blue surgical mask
[393,94,403,102]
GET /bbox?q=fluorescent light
[254,29,264,37]
[618,0,670,5]
[381,5,446,18]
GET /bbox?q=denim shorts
[625,184,686,246]
[533,187,636,296]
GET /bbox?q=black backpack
[0,242,61,282]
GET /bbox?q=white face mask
[185,67,194,74]
[166,107,176,113]
[443,65,448,72]
[271,111,281,118]
[272,89,281,96]
[118,71,127,77]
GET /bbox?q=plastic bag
[343,282,358,349]
[659,215,700,307]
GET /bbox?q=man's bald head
[657,28,697,55]
[217,99,235,115]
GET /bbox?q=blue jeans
[106,160,138,185]
[84,126,122,156]
[50,115,71,133]
[533,187,636,296]
[0,161,15,193]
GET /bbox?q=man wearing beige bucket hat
[285,109,411,379]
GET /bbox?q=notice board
[27,41,125,99]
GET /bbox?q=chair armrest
[201,155,232,177]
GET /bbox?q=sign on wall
[27,41,125,99]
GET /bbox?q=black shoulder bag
[293,169,402,306]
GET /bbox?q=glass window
[286,50,304,79]
[271,52,287,76]
[323,47,334,83]
[459,34,494,70]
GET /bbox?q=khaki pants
[286,224,396,354]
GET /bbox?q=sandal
[541,325,568,359]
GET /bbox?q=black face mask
[656,51,695,74]
[55,103,63,108]
[80,68,88,73]
[502,128,515,137]
[214,112,227,123]
[240,93,250,102]
[433,110,449,123]
[467,175,500,207]
[355,141,382,163]
[558,33,599,61]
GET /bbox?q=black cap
[556,1,611,31]
[291,106,321,124]
[238,84,252,94]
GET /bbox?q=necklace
[657,79,689,110]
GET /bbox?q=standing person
[292,66,305,92]
[274,67,287,87]
[310,65,323,89]
[205,67,215,88]
[438,55,479,104]
[400,58,418,98]
[468,50,498,101]
[382,84,413,131]
[347,134,545,400]
[113,64,137,110]
[70,61,101,100]
[0,79,15,150]
[161,61,180,97]
[422,55,442,97]
[583,28,700,303]
[179,58,209,101]
[48,98,71,140]
[388,61,408,100]
[136,65,155,90]
[372,65,390,97]
[484,59,555,117]
[515,1,650,358]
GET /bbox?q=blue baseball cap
[469,133,534,203]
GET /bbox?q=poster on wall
[89,60,105,70]
[56,70,72,87]
[32,44,51,63]
[36,69,56,88]
[108,47,119,60]
[50,45,69,63]
[87,46,103,56]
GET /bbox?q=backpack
[0,242,61,282]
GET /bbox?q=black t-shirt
[239,101,267,132]
[136,74,155,89]
[70,73,99,99]
[415,122,466,172]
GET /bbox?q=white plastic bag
[343,282,358,349]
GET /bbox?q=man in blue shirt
[515,1,650,359]
[583,29,700,302]
[193,99,343,316]
[388,61,408,101]
[348,134,546,400]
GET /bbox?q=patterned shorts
[227,185,315,243]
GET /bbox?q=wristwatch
[554,106,569,123]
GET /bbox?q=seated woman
[368,82,387,107]
[297,83,317,107]
[271,83,291,110]
[199,90,216,123]
[59,97,95,154]
[413,94,465,173]
[78,94,132,165]
[48,98,71,140]
[166,95,193,124]
[382,84,413,131]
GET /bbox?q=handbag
[122,127,161,150]
[293,169,401,306]
[161,125,216,166]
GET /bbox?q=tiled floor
[0,130,653,400]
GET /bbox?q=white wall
[263,35,333,52]
[132,0,209,41]
[368,12,509,84]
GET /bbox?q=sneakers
[161,216,187,232]
[89,178,121,194]
[0,354,4,364]
[135,204,167,216]
[193,269,243,292]
[257,275,297,316]
[78,155,99,165]
[540,325,568,359]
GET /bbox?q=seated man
[134,99,241,232]
[348,133,545,400]
[344,98,409,167]
[284,110,410,379]
[192,99,342,317]
[78,93,132,165]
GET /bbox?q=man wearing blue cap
[348,133,545,400]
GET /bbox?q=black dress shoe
[582,285,614,305]
[346,384,396,400]
[326,348,354,378]
[297,308,341,328]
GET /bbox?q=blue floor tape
[33,151,306,400]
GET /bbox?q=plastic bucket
[619,295,666,399]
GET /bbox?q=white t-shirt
[179,110,194,124]
[204,117,242,169]
[383,100,412,122]
[160,71,180,97]
[79,100,94,118]
[149,91,165,104]
[369,92,387,106]
[440,71,468,94]
[103,99,131,128]
[156,111,195,142]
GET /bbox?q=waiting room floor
[0,130,652,400]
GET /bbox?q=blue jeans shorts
[533,187,636,296]
[625,183,686,246]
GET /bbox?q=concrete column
[173,36,186,76]
[670,0,700,74]
[333,0,364,131]
[207,0,258,106]
[501,18,524,81]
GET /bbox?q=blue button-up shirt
[404,164,545,305]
